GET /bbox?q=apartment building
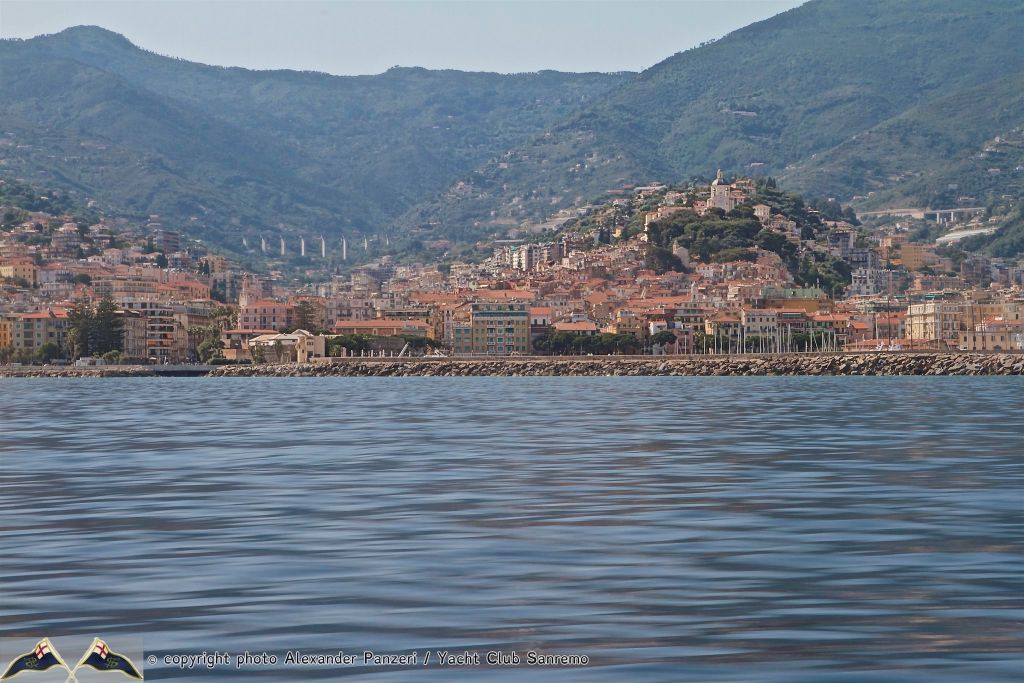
[453,302,530,355]
[905,301,963,346]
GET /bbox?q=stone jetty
[0,365,156,378]
[5,354,1024,379]
[208,353,1024,378]
[0,364,211,378]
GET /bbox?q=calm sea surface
[1,377,1022,681]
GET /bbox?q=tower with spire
[707,169,735,212]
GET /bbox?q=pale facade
[905,302,963,346]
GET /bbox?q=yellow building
[762,287,830,314]
[454,302,530,355]
[0,315,15,348]
[897,243,928,271]
[13,309,69,356]
[605,309,645,339]
[741,309,779,337]
[704,312,742,338]
[0,258,39,287]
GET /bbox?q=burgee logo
[2,639,142,681]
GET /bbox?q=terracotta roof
[20,308,67,319]
[471,289,536,301]
[553,321,599,332]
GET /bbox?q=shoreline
[5,353,1022,378]
[211,353,1024,377]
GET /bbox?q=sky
[0,0,804,75]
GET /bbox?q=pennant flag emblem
[1,639,70,679]
[72,640,142,680]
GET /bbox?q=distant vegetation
[0,26,628,250]
[3,0,1024,257]
[784,74,1024,211]
[533,329,641,355]
[407,0,1024,238]
[642,182,854,293]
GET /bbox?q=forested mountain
[2,0,1023,255]
[781,74,1024,209]
[0,26,628,248]
[406,0,1024,236]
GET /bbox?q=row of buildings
[4,176,1024,363]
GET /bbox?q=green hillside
[3,0,1024,256]
[406,0,1024,235]
[781,74,1024,208]
[0,27,628,249]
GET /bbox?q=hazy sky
[0,0,804,75]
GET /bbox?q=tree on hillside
[651,330,677,347]
[327,334,370,356]
[198,335,225,363]
[210,305,238,330]
[66,302,94,359]
[533,329,642,356]
[34,342,61,363]
[66,295,124,359]
[293,300,319,331]
[711,247,758,263]
[754,229,796,259]
[91,295,124,355]
[795,254,852,297]
[644,245,684,274]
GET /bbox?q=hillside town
[2,173,1024,366]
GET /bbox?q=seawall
[5,354,1024,379]
[208,353,1024,378]
[0,364,211,378]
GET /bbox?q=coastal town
[2,171,1023,368]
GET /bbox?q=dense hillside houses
[4,172,1024,365]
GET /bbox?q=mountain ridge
[404,0,1024,235]
[3,2,1024,256]
[0,26,631,249]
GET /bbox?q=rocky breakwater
[0,365,157,378]
[208,353,1024,378]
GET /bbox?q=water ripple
[1,377,1022,680]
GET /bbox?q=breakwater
[209,353,1024,377]
[0,365,154,378]
[0,364,211,378]
[5,354,1023,378]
